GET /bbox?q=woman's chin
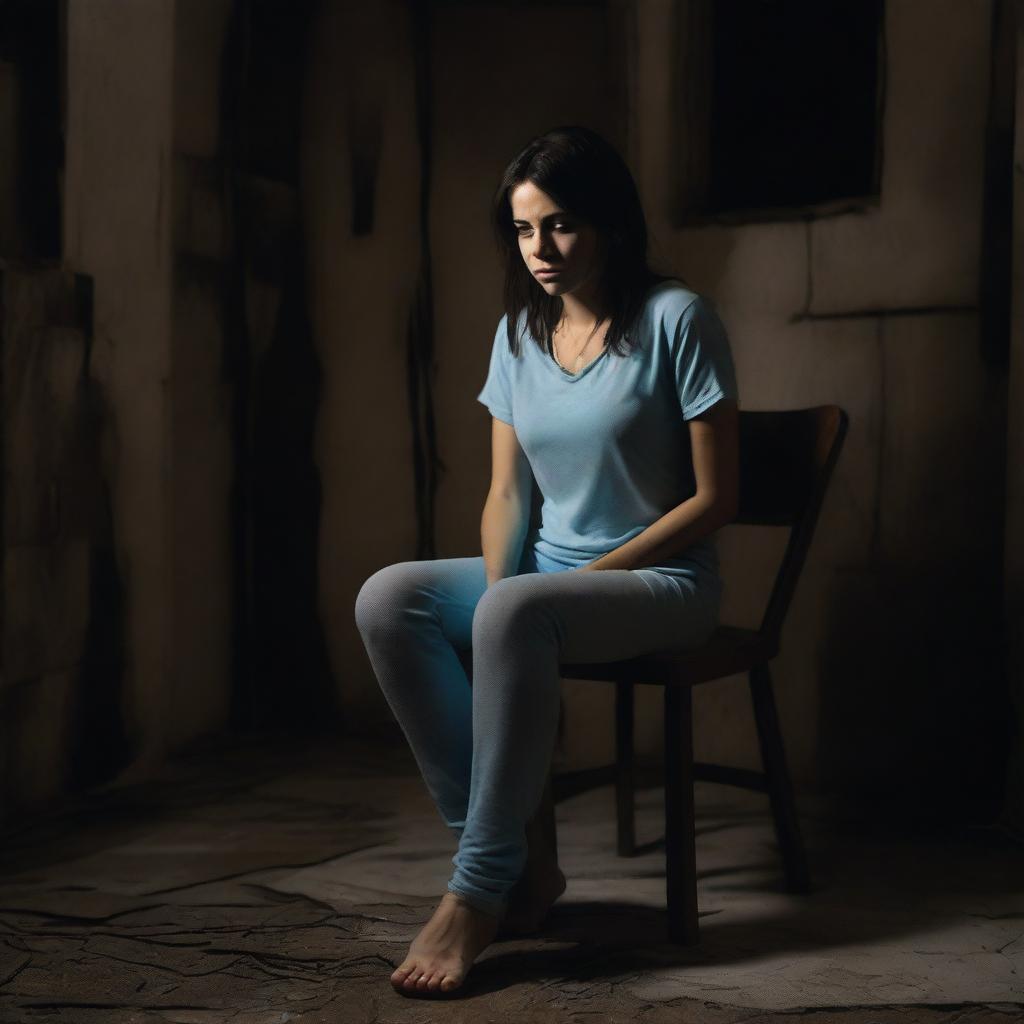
[537,280,568,295]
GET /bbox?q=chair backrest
[735,406,849,643]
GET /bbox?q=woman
[354,125,739,996]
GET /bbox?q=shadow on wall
[220,0,337,733]
[62,276,133,797]
[0,267,134,820]
[249,224,336,731]
[69,478,132,793]
[817,563,1010,823]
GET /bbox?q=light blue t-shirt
[475,279,739,581]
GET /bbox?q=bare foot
[499,858,567,936]
[390,892,501,996]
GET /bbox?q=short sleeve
[476,314,515,426]
[670,296,739,420]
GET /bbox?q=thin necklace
[554,316,609,372]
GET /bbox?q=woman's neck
[559,283,608,332]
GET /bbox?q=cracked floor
[0,732,1020,1023]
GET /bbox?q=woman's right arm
[481,417,533,587]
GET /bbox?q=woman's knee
[471,575,555,644]
[354,561,422,637]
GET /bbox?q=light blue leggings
[353,544,722,918]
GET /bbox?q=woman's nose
[531,232,553,260]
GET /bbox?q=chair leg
[749,661,811,894]
[615,680,636,856]
[664,685,699,944]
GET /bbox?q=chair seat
[560,624,778,687]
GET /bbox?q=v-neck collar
[543,340,609,382]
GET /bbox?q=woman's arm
[481,417,534,586]
[578,398,740,571]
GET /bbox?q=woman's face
[510,180,607,302]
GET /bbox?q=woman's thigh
[473,566,720,663]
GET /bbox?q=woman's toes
[440,971,462,992]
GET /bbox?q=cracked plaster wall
[33,0,1014,827]
[309,2,640,780]
[628,0,1012,818]
[317,0,1013,821]
[302,0,423,730]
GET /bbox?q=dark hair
[490,124,675,359]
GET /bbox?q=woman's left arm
[577,398,740,572]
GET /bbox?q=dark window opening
[673,0,885,224]
[0,0,63,259]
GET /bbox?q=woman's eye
[516,220,573,235]
[516,222,571,235]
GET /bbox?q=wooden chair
[553,405,849,944]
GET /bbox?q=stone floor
[0,731,1020,1023]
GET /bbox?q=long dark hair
[491,125,675,358]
